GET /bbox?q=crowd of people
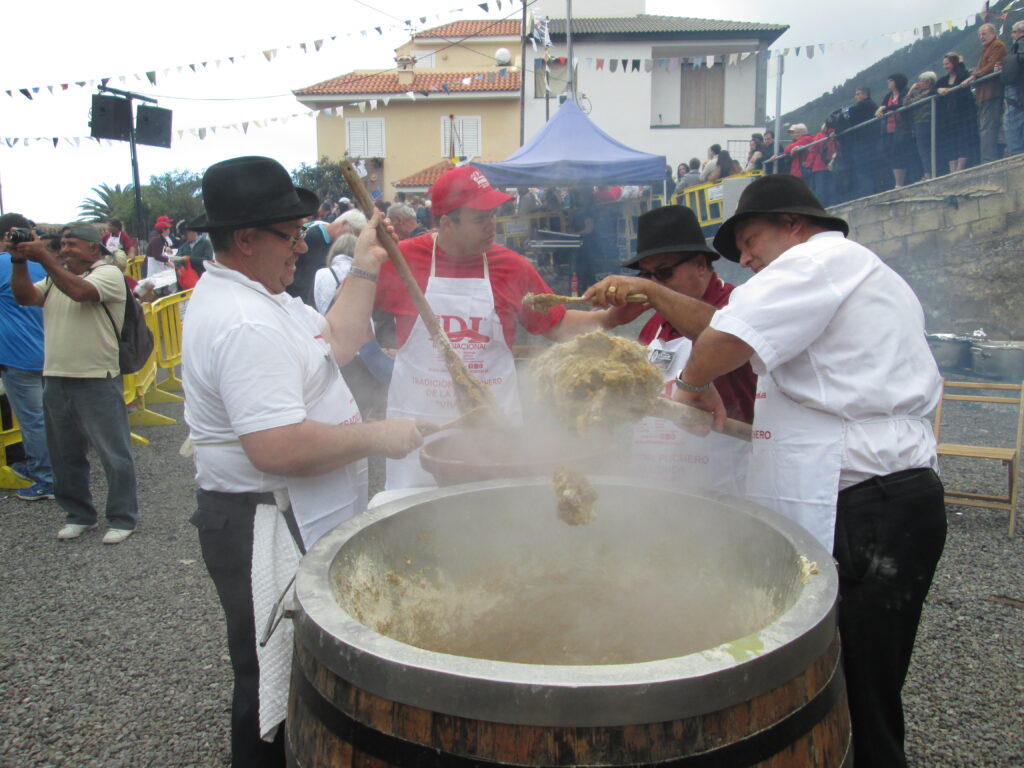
[669,22,1024,206]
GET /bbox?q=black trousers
[191,489,286,768]
[833,468,946,768]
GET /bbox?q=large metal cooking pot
[971,341,1024,382]
[288,479,848,766]
[926,333,973,372]
[419,428,615,485]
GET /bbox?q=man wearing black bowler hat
[181,156,426,767]
[583,206,755,493]
[670,175,946,768]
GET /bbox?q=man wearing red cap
[335,165,599,489]
[146,215,174,277]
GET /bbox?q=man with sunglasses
[181,156,426,767]
[584,206,755,493]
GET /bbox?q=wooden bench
[933,380,1023,537]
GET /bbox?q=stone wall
[830,154,1024,339]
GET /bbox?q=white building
[527,0,787,169]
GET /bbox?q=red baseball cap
[155,215,174,230]
[430,166,512,216]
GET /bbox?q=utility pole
[773,56,784,159]
[97,85,157,241]
[565,0,575,103]
[519,0,527,145]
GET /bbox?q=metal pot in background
[970,341,1024,382]
[926,334,973,373]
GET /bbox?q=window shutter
[346,118,385,157]
[440,116,482,158]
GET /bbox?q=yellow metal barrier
[128,303,180,437]
[669,170,762,233]
[0,400,32,489]
[126,256,144,281]
[150,289,191,395]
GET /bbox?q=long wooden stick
[338,159,495,414]
[648,398,753,442]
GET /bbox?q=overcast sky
[1,0,981,224]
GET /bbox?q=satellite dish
[495,47,512,66]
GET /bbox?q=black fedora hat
[713,175,849,262]
[622,205,719,270]
[190,156,319,231]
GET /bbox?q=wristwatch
[675,371,711,392]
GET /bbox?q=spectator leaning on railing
[966,23,1008,163]
[876,73,915,188]
[998,20,1024,156]
[936,52,978,172]
[905,71,939,178]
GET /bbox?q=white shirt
[313,254,352,315]
[710,231,941,487]
[182,262,340,492]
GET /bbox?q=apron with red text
[745,374,843,550]
[385,236,520,489]
[631,335,749,496]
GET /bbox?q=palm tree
[78,183,135,222]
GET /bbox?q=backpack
[101,279,155,375]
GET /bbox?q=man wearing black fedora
[583,205,756,494]
[181,156,425,767]
[671,175,946,768]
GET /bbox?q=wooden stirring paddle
[523,292,648,312]
[648,398,752,442]
[339,160,497,416]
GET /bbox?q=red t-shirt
[636,274,757,423]
[374,233,567,349]
[104,231,137,253]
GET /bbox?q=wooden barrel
[286,631,850,767]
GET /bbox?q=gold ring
[607,285,617,293]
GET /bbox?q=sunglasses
[637,255,693,282]
[258,226,305,248]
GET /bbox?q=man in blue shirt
[0,214,54,500]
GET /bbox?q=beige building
[293,20,522,198]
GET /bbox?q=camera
[6,227,34,245]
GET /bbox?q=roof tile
[548,15,787,36]
[296,70,520,97]
[413,20,520,39]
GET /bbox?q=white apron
[631,334,749,496]
[385,236,520,490]
[147,235,174,276]
[251,296,367,740]
[745,375,844,551]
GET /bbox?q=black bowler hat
[190,156,319,231]
[622,205,719,270]
[713,175,849,262]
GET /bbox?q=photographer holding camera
[8,222,139,543]
[0,214,54,501]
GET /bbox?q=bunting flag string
[0,0,522,99]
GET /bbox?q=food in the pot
[553,464,597,525]
[798,555,819,584]
[530,331,663,434]
[522,292,648,312]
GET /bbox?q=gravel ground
[1,381,1022,767]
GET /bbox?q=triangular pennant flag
[794,46,802,57]
[19,89,32,100]
[314,40,323,51]
[669,57,679,71]
[478,2,489,11]
[933,23,942,35]
[609,59,617,72]
[73,137,81,146]
[370,99,378,110]
[198,128,207,139]
[76,81,86,87]
[189,63,197,72]
[692,56,703,68]
[631,59,640,72]
[47,86,54,95]
[176,129,184,139]
[922,25,931,38]
[406,92,416,100]
[382,97,390,106]
[707,54,715,67]
[146,71,156,85]
[805,46,814,59]
[596,58,604,70]
[487,71,497,81]
[442,83,451,93]
[263,50,275,61]
[210,126,217,134]
[499,68,507,78]
[819,44,825,54]
[728,53,738,66]
[375,26,382,35]
[359,102,367,112]
[462,77,472,84]
[53,138,59,147]
[62,84,69,90]
[621,58,628,72]
[300,43,307,53]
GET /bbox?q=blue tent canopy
[474,100,667,187]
